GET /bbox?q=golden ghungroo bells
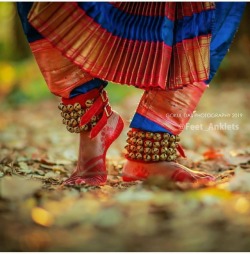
[58,88,113,136]
[58,101,100,133]
[125,129,181,162]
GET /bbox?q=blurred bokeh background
[0,2,250,108]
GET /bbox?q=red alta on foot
[60,88,124,186]
[122,160,215,184]
[122,129,215,184]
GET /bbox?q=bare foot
[63,112,124,186]
[122,160,215,184]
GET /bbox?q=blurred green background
[0,2,250,107]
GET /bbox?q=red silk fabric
[136,82,208,135]
[27,2,214,90]
[30,39,94,98]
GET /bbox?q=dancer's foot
[123,129,215,184]
[63,111,124,186]
[122,160,215,184]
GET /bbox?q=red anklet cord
[61,88,113,139]
[176,143,186,158]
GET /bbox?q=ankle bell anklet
[125,129,181,162]
[58,88,113,138]
[58,100,100,133]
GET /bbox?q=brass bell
[127,130,133,137]
[74,103,81,111]
[65,119,70,125]
[80,125,89,131]
[136,138,143,146]
[144,147,151,154]
[134,132,140,138]
[58,102,64,110]
[70,119,78,127]
[169,135,175,142]
[161,139,169,146]
[74,127,80,133]
[77,109,84,116]
[131,138,137,145]
[61,105,68,112]
[91,116,97,122]
[85,99,93,107]
[160,147,168,154]
[175,135,180,142]
[66,126,74,133]
[64,113,70,120]
[135,153,143,160]
[126,138,132,144]
[70,111,78,119]
[172,155,177,161]
[62,119,66,125]
[153,141,160,148]
[163,133,170,140]
[143,154,151,162]
[144,140,153,147]
[75,112,79,118]
[152,147,160,154]
[137,145,143,153]
[130,145,137,152]
[125,145,133,153]
[145,132,154,139]
[91,122,97,128]
[67,104,74,112]
[61,111,65,118]
[67,120,72,127]
[152,154,160,161]
[167,155,173,162]
[168,148,174,154]
[129,152,136,159]
[170,142,176,148]
[153,133,161,141]
[137,131,145,138]
[165,149,171,155]
[160,153,167,161]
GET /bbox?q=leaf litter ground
[0,83,250,251]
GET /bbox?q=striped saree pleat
[28,2,215,90]
[167,3,214,89]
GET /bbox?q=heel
[122,160,148,182]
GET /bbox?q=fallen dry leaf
[203,148,223,160]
